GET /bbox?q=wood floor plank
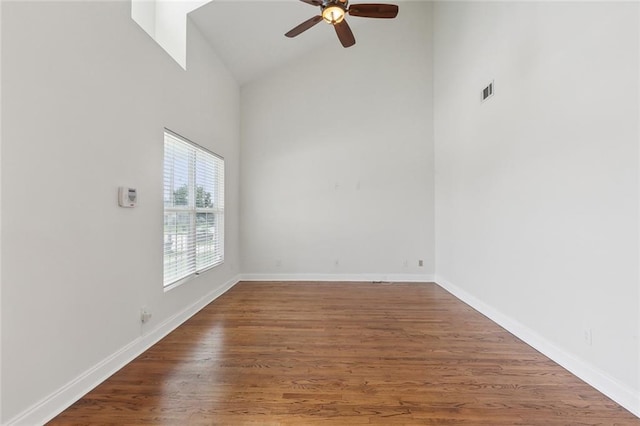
[49,282,639,425]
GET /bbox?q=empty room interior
[2,0,640,424]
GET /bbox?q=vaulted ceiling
[189,0,412,86]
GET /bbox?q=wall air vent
[482,81,494,102]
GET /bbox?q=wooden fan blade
[334,20,356,48]
[299,0,322,5]
[285,15,323,38]
[348,3,399,18]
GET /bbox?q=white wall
[1,1,240,422]
[240,1,434,281]
[434,0,639,410]
[0,0,3,422]
[131,0,156,41]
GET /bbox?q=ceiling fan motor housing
[322,0,349,7]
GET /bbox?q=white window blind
[163,130,224,287]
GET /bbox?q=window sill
[163,260,224,293]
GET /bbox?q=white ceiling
[189,0,408,86]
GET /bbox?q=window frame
[163,129,224,290]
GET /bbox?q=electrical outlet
[418,259,424,267]
[140,307,152,324]
[275,259,282,268]
[583,328,592,346]
[403,260,408,268]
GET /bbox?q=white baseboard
[6,275,240,426]
[239,273,435,283]
[435,275,640,419]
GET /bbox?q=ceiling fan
[285,0,399,48]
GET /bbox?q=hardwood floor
[50,282,639,425]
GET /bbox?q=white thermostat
[118,187,137,208]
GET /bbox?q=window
[163,130,224,288]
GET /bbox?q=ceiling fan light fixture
[322,5,345,24]
[286,0,398,48]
